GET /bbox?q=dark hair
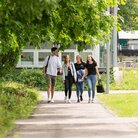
[87,55,97,64]
[51,47,57,52]
[64,54,71,65]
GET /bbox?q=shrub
[0,82,40,137]
[0,68,65,91]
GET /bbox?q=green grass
[110,68,138,90]
[97,93,138,117]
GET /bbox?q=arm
[82,68,88,78]
[72,63,77,81]
[57,57,62,74]
[62,64,65,81]
[95,66,100,79]
[83,63,88,78]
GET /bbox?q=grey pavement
[9,91,138,138]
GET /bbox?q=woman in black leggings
[62,54,77,103]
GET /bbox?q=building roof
[119,31,138,39]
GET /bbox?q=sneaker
[80,95,83,101]
[88,99,91,103]
[51,99,54,103]
[92,98,94,103]
[47,98,51,103]
[47,100,51,103]
[68,99,71,103]
[64,96,67,103]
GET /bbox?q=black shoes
[77,95,83,103]
[80,95,83,101]
[77,99,80,103]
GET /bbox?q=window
[21,52,34,65]
[38,52,51,65]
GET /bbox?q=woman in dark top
[74,55,86,103]
[62,55,77,103]
[85,55,100,103]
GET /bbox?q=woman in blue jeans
[74,55,86,103]
[85,55,100,103]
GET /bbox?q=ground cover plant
[97,93,138,117]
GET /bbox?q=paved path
[9,91,138,138]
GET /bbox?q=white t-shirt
[43,55,61,76]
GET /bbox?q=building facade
[16,42,100,68]
[118,31,138,68]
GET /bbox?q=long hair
[87,55,97,64]
[64,54,71,65]
[76,55,83,63]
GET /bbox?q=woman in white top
[62,54,77,103]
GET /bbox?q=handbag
[96,79,105,93]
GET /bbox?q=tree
[118,0,138,30]
[0,0,121,76]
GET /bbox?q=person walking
[74,55,86,103]
[85,55,100,103]
[62,54,77,103]
[43,47,62,103]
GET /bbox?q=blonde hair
[76,55,83,63]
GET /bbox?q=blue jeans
[87,75,96,99]
[76,82,84,98]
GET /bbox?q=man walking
[43,47,62,103]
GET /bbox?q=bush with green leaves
[0,69,46,89]
[0,68,64,91]
[0,82,40,138]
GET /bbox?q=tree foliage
[118,0,138,31]
[0,0,121,76]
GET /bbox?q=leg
[47,84,51,100]
[91,75,96,99]
[65,77,69,97]
[87,76,92,99]
[80,82,84,96]
[76,82,80,99]
[80,82,84,101]
[68,76,73,100]
[46,75,51,102]
[50,76,56,103]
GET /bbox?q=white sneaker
[51,99,54,103]
[47,98,51,103]
[68,99,71,103]
[64,96,67,103]
[88,99,91,103]
[92,98,94,103]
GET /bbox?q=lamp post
[112,4,118,67]
[105,7,110,94]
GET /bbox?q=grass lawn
[97,93,138,117]
[110,68,138,90]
